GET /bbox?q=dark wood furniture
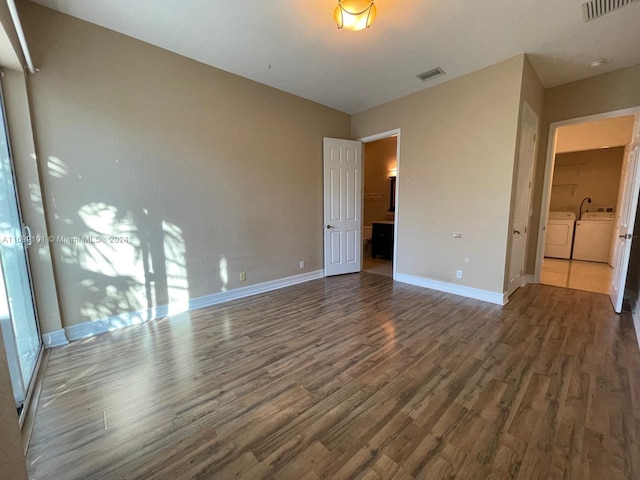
[371,221,394,259]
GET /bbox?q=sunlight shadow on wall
[47,156,68,178]
[28,182,44,215]
[75,202,145,321]
[219,255,228,292]
[27,182,54,262]
[163,220,188,315]
[63,202,189,323]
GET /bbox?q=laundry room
[549,147,623,216]
[541,114,636,293]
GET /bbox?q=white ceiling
[29,0,640,114]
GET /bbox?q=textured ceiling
[29,0,640,114]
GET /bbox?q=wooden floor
[27,273,640,479]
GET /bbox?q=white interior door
[323,138,362,276]
[507,102,538,295]
[610,142,640,312]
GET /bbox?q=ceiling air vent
[582,0,638,22]
[416,67,445,82]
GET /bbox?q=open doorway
[536,110,639,302]
[360,130,400,278]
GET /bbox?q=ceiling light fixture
[334,0,377,31]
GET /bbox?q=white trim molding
[42,329,69,348]
[65,270,324,341]
[534,106,640,283]
[394,273,508,306]
[189,269,323,310]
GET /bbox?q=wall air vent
[582,0,638,22]
[416,67,445,82]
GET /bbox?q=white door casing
[535,107,640,286]
[610,142,640,312]
[507,102,538,295]
[323,138,362,276]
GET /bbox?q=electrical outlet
[240,272,246,282]
[464,258,470,263]
[453,232,462,239]
[299,260,305,269]
[456,270,463,279]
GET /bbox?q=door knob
[326,225,335,229]
[619,234,632,239]
[513,229,521,235]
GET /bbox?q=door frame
[507,101,539,296]
[358,128,401,279]
[0,77,43,425]
[533,106,640,284]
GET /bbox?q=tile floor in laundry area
[540,257,612,295]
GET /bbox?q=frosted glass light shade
[334,1,377,31]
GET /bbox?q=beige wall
[541,64,640,125]
[527,63,640,273]
[0,329,28,480]
[352,55,525,294]
[519,56,545,119]
[364,137,396,226]
[20,3,350,328]
[2,69,63,335]
[549,147,624,214]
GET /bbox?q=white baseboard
[65,269,324,341]
[188,270,324,310]
[522,274,535,285]
[394,273,507,305]
[42,329,69,348]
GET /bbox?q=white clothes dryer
[544,212,576,259]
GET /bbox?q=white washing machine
[572,212,616,263]
[544,212,576,259]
